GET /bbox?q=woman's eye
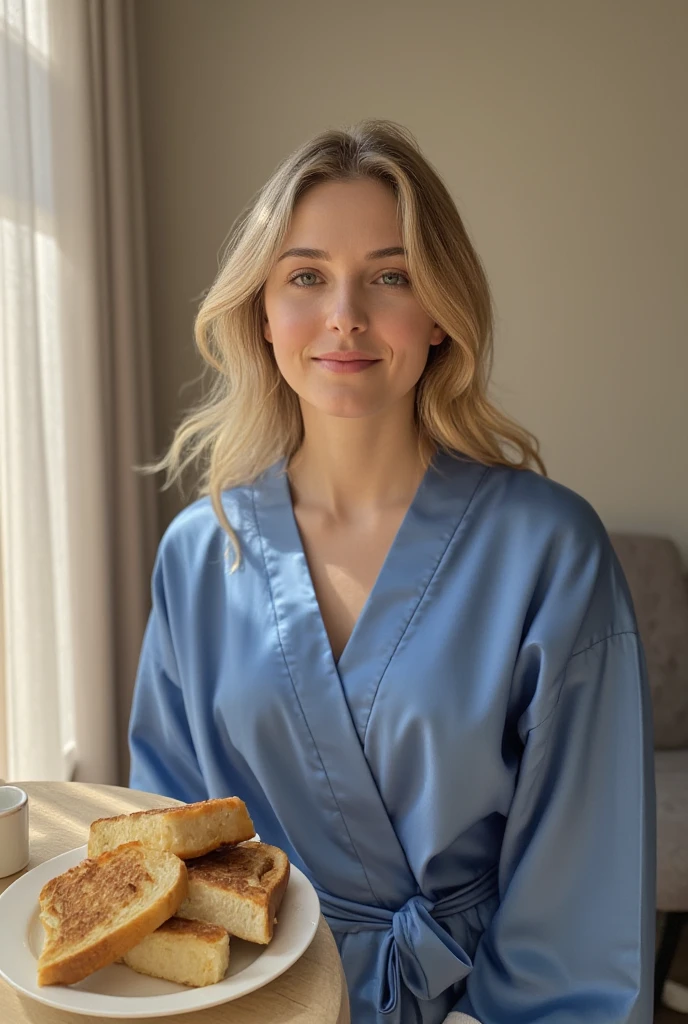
[287,270,410,288]
[289,271,319,287]
[379,272,409,287]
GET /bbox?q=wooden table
[0,782,350,1024]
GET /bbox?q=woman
[128,119,655,1024]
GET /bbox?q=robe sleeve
[128,547,208,802]
[451,630,656,1024]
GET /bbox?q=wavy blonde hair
[151,118,546,569]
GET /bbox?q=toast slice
[37,841,188,986]
[88,797,255,860]
[121,916,229,987]
[176,841,289,944]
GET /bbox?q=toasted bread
[177,842,289,944]
[121,916,229,987]
[87,797,255,860]
[37,841,188,986]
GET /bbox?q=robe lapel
[337,452,489,745]
[251,452,488,908]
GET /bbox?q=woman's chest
[176,533,534,859]
[180,535,529,767]
[185,569,522,863]
[292,508,407,663]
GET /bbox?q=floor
[657,918,688,1023]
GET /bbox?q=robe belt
[316,865,499,1014]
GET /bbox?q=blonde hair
[151,118,546,569]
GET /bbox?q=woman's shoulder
[471,460,637,647]
[468,459,610,552]
[155,481,257,566]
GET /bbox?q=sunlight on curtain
[0,0,116,781]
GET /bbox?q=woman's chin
[296,382,416,422]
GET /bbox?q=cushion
[610,533,688,750]
[656,749,688,910]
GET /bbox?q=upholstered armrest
[610,532,688,749]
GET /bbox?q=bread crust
[89,797,248,829]
[151,916,228,942]
[88,797,255,860]
[37,842,188,986]
[265,852,290,942]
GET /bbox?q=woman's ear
[430,324,447,347]
[263,314,272,344]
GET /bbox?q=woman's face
[262,178,445,422]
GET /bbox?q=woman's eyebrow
[276,246,406,262]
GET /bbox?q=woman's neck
[287,403,429,521]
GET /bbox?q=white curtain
[0,0,156,783]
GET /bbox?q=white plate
[0,844,320,1018]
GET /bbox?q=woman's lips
[313,358,381,374]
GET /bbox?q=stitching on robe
[362,464,491,745]
[250,482,383,906]
[527,629,641,736]
[569,628,638,662]
[514,631,646,850]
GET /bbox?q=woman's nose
[324,284,369,334]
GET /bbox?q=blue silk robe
[128,451,655,1023]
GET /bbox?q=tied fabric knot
[315,865,498,1017]
[378,892,472,1011]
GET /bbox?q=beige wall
[134,0,688,560]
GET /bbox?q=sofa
[610,532,688,1008]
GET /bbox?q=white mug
[0,785,30,878]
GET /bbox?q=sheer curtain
[0,0,157,784]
